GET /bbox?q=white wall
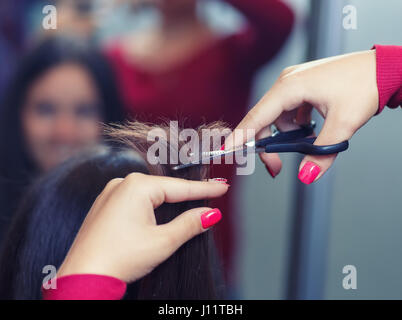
[324,0,402,299]
[235,0,310,299]
[237,0,402,299]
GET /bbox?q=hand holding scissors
[224,50,379,184]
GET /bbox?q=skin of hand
[225,50,379,183]
[57,173,229,283]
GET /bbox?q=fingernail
[265,165,276,178]
[220,144,225,151]
[210,178,230,187]
[298,161,320,184]
[201,208,222,229]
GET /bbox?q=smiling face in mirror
[21,63,103,172]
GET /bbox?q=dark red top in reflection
[105,0,295,283]
[105,0,294,127]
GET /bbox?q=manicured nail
[220,144,225,151]
[210,178,230,187]
[298,161,320,184]
[265,165,276,178]
[201,208,222,229]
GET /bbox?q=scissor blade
[171,144,263,170]
[171,149,241,170]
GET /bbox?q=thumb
[298,115,353,184]
[159,207,222,253]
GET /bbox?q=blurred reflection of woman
[0,36,125,243]
[105,0,294,283]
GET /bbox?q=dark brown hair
[105,120,230,299]
[0,120,229,299]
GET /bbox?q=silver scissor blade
[171,149,240,171]
[171,144,263,170]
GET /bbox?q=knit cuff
[42,274,127,300]
[372,45,402,114]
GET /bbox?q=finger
[158,207,222,254]
[151,177,229,208]
[258,109,302,178]
[121,173,229,209]
[205,178,229,184]
[224,87,285,151]
[297,114,353,184]
[255,125,282,178]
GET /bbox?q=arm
[226,0,294,70]
[224,46,402,184]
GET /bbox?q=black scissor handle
[255,121,316,148]
[264,137,349,155]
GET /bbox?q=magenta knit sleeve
[42,274,127,300]
[373,45,402,114]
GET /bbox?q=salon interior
[0,0,401,300]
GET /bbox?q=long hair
[0,121,228,299]
[0,36,126,242]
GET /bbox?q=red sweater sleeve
[373,45,402,114]
[225,0,294,71]
[42,274,127,300]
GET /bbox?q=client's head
[0,35,126,240]
[0,121,228,299]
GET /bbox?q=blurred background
[0,0,401,299]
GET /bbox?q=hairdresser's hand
[225,50,379,184]
[57,173,229,283]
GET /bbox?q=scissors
[172,121,349,170]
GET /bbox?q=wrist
[57,255,119,280]
[367,49,380,116]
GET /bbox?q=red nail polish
[220,144,225,151]
[212,178,227,183]
[298,161,320,184]
[265,165,276,178]
[201,208,222,229]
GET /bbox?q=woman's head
[0,36,125,237]
[22,62,103,172]
[0,35,125,174]
[0,121,228,299]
